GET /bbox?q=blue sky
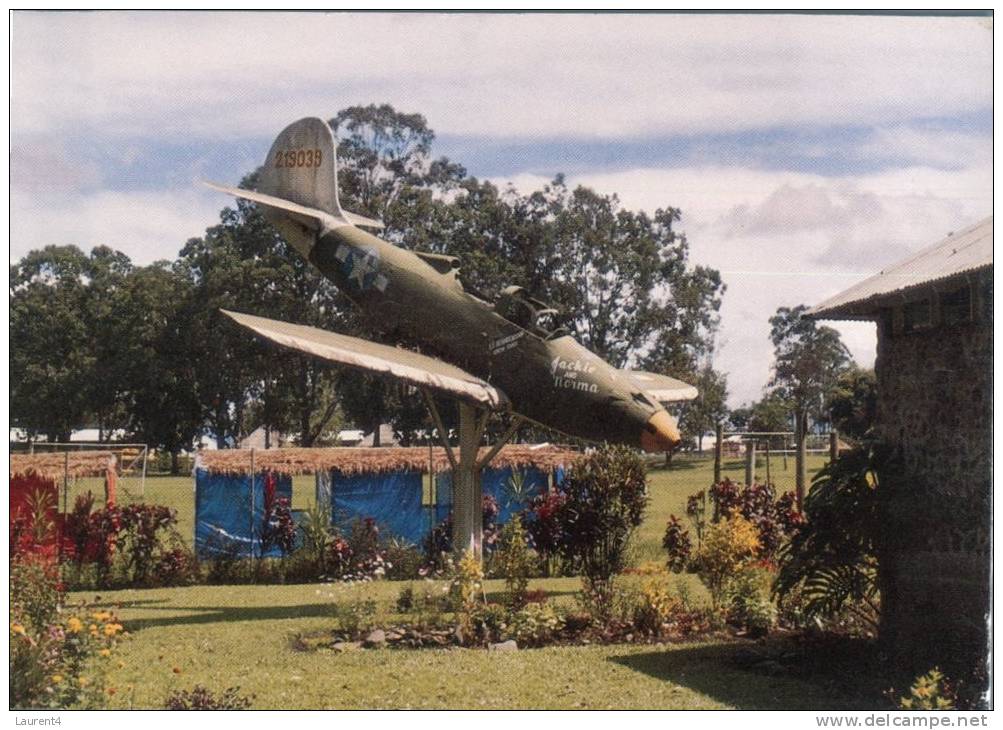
[10,12,993,407]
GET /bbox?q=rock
[452,625,465,645]
[489,640,518,652]
[331,641,362,652]
[385,629,404,641]
[363,629,387,648]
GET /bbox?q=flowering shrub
[665,479,802,574]
[631,576,682,636]
[505,602,565,647]
[898,668,956,710]
[522,491,567,574]
[692,515,761,608]
[260,496,297,557]
[10,559,124,709]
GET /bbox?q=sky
[9,11,993,407]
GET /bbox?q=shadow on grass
[113,602,338,632]
[609,639,884,711]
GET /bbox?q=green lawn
[58,453,860,710]
[74,579,878,710]
[65,453,829,563]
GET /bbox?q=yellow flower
[89,624,97,632]
[11,623,25,635]
[104,623,123,637]
[66,617,83,633]
[99,648,111,657]
[78,677,88,687]
[91,611,111,622]
[51,674,63,684]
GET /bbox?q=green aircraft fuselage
[301,222,677,451]
[211,116,683,452]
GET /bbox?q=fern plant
[774,442,883,631]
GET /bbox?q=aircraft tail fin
[206,117,383,248]
[259,117,344,217]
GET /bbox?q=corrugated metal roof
[808,216,993,320]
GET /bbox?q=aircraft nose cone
[640,410,682,453]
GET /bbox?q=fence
[710,427,841,503]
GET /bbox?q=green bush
[493,515,536,608]
[556,444,648,620]
[775,443,882,632]
[505,602,565,647]
[725,567,776,636]
[692,515,760,609]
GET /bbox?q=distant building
[808,216,992,674]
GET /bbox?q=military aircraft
[207,117,696,453]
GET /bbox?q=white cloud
[10,12,991,140]
[10,187,224,265]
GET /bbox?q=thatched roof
[10,452,117,482]
[197,445,580,477]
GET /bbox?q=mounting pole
[420,388,521,563]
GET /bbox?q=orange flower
[99,648,111,657]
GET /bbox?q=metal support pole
[713,423,723,484]
[453,403,483,560]
[744,440,756,486]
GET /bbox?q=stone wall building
[808,216,992,675]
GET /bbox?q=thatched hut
[10,452,117,555]
[194,445,579,555]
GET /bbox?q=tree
[825,366,877,444]
[178,172,351,448]
[114,262,203,473]
[679,365,729,451]
[768,305,851,505]
[10,246,96,441]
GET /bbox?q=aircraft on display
[208,117,696,453]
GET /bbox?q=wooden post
[829,430,839,463]
[795,413,807,509]
[713,423,723,484]
[744,440,756,486]
[249,448,256,560]
[765,440,772,486]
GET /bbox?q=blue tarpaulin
[194,469,292,559]
[329,470,430,545]
[433,466,551,526]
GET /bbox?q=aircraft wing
[222,310,509,409]
[204,181,385,229]
[622,369,699,404]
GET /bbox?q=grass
[75,578,880,710]
[59,453,866,710]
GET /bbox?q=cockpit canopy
[494,285,568,339]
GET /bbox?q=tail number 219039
[275,148,323,168]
